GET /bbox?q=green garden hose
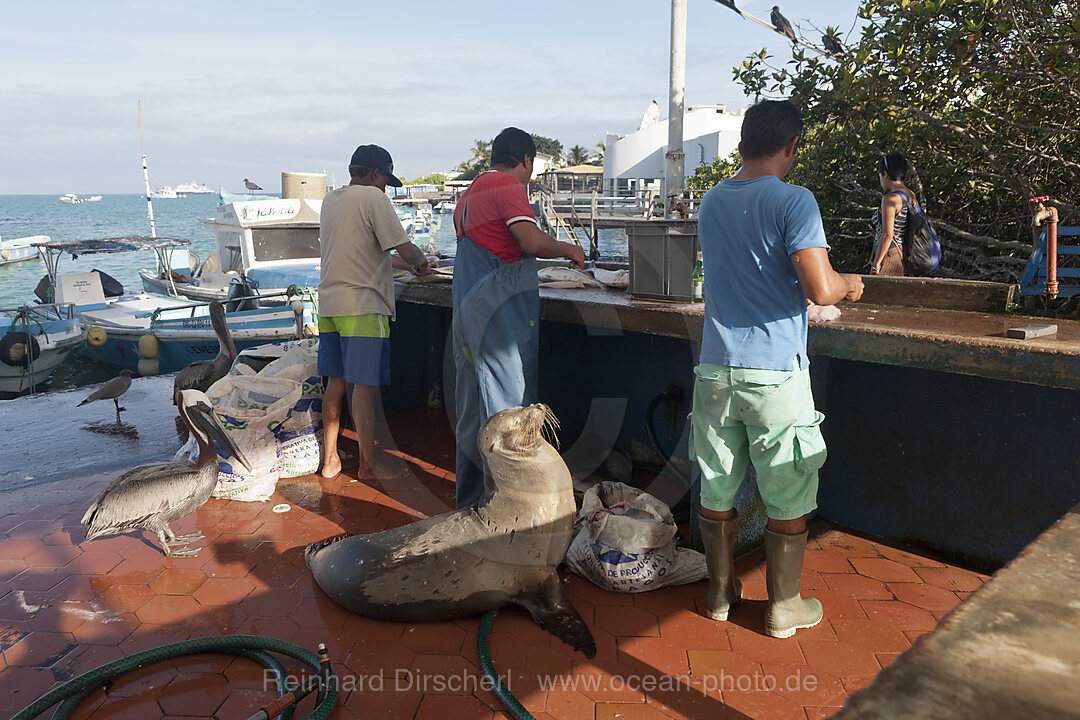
[13,635,337,720]
[478,610,535,720]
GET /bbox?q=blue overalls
[452,233,539,508]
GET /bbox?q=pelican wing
[81,461,208,537]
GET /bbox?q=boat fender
[1,250,9,260]
[137,357,160,376]
[0,331,41,368]
[137,334,159,360]
[87,325,107,347]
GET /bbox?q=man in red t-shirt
[451,127,585,508]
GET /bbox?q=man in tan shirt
[318,144,431,479]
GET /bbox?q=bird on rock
[78,369,133,419]
[81,389,251,557]
[771,6,796,42]
[243,178,262,193]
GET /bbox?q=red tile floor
[0,408,989,719]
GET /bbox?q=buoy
[87,325,107,347]
[137,357,160,376]
[1,250,9,260]
[137,334,158,360]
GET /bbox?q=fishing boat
[175,180,215,196]
[58,193,83,204]
[394,198,442,251]
[149,186,178,199]
[32,237,315,375]
[0,302,85,395]
[0,235,46,266]
[218,187,278,204]
[140,197,321,302]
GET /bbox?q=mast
[138,100,158,241]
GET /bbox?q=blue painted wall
[386,303,1080,571]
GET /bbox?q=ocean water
[1,193,626,392]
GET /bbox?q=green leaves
[729,0,1080,279]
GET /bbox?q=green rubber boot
[699,515,741,621]
[764,528,823,638]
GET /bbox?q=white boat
[175,181,215,196]
[0,235,46,266]
[149,186,178,199]
[34,237,315,375]
[140,197,321,303]
[434,198,457,214]
[58,193,101,204]
[0,303,85,395]
[393,198,442,251]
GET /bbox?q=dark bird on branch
[771,6,796,42]
[243,178,262,193]
[714,0,741,14]
[822,34,845,57]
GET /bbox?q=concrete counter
[396,280,1080,390]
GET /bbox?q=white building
[603,104,743,192]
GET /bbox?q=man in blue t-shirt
[692,100,863,639]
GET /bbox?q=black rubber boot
[764,528,823,638]
[699,515,741,621]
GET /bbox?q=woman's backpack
[892,190,942,276]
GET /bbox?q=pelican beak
[188,399,252,471]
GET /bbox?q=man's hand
[565,243,586,270]
[842,274,864,302]
[412,261,433,277]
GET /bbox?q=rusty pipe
[1046,204,1060,302]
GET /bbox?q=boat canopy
[31,236,190,257]
[33,237,191,296]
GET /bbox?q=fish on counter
[538,266,608,289]
[394,265,455,283]
[588,267,629,288]
[807,301,842,323]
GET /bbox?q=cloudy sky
[1,0,862,194]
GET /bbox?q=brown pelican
[78,369,133,417]
[243,178,262,194]
[81,389,251,557]
[771,6,796,41]
[291,300,305,340]
[172,301,235,405]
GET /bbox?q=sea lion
[305,403,596,657]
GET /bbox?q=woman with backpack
[869,153,919,276]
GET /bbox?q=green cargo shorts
[689,362,827,521]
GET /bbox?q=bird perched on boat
[81,389,251,557]
[243,178,262,194]
[714,0,740,13]
[771,6,796,41]
[822,33,845,58]
[78,369,133,418]
[172,301,236,406]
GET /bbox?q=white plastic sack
[205,374,302,501]
[565,481,707,592]
[258,340,325,478]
